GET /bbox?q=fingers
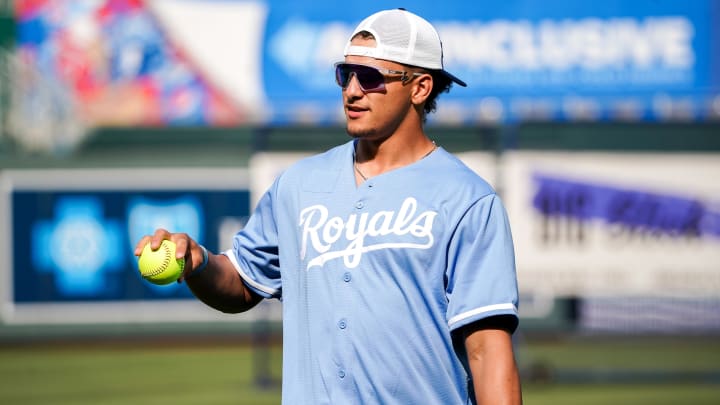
[134,228,202,284]
[133,228,192,259]
[172,236,189,260]
[133,228,168,254]
[133,233,156,256]
[150,228,173,251]
[177,243,201,283]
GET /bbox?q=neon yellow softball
[137,240,184,285]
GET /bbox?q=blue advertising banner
[260,0,720,124]
[13,190,249,302]
[2,169,254,324]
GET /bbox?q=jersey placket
[331,184,374,402]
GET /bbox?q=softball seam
[143,243,174,277]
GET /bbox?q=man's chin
[346,124,374,139]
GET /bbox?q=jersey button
[338,319,347,329]
[355,201,364,209]
[343,272,352,282]
[338,370,346,379]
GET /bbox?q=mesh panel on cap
[362,10,442,70]
[413,22,442,69]
[345,9,458,77]
[372,13,411,49]
[366,12,412,62]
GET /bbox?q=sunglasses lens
[335,64,385,91]
[335,65,350,86]
[354,66,385,91]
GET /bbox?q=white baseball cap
[343,8,466,87]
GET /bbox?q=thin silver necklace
[354,161,370,181]
[354,141,437,181]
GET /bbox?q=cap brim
[442,70,467,87]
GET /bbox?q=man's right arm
[183,251,263,313]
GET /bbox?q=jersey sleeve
[222,182,282,299]
[445,193,519,332]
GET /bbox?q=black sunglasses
[334,62,423,92]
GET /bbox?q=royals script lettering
[299,197,437,269]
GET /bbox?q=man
[136,8,522,404]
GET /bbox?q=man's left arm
[463,319,523,405]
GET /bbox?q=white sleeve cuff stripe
[222,249,279,296]
[448,303,518,328]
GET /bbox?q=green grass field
[518,336,720,404]
[0,336,718,404]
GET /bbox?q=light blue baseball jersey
[224,140,519,405]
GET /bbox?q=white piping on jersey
[222,250,279,296]
[447,303,518,329]
[299,197,437,270]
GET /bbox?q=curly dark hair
[422,70,453,121]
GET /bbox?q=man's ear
[411,73,433,106]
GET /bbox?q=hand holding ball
[138,240,184,285]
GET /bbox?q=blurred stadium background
[0,0,719,403]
